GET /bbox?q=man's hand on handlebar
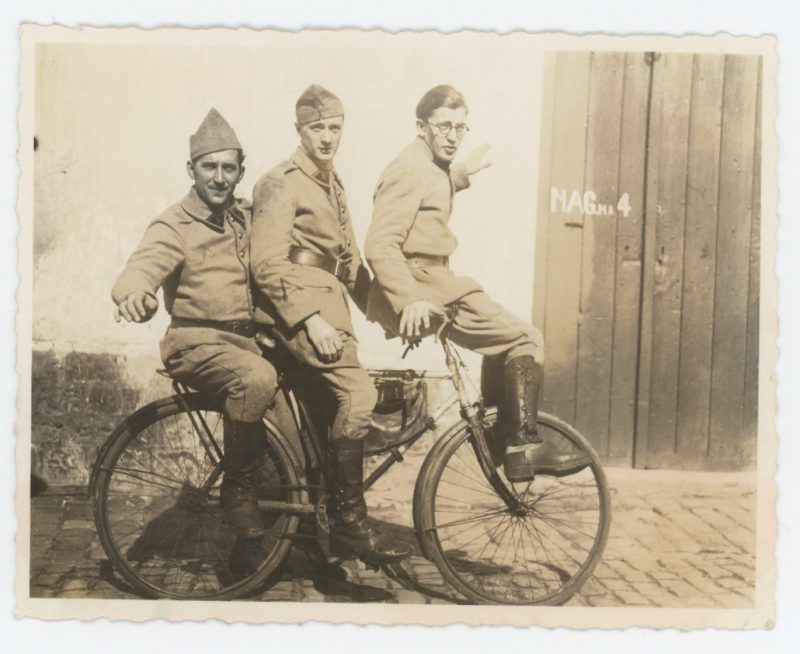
[399,300,445,341]
[304,313,344,363]
[114,292,159,323]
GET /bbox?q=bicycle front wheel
[92,392,301,600]
[414,409,611,605]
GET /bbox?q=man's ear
[237,166,246,184]
[295,122,301,135]
[186,160,195,181]
[415,119,426,138]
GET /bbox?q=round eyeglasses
[427,121,470,137]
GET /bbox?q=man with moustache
[250,85,412,566]
[365,84,590,483]
[112,109,278,541]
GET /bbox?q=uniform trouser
[290,334,378,443]
[444,291,545,365]
[315,339,378,442]
[163,340,279,422]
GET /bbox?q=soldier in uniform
[250,85,412,566]
[365,84,590,483]
[112,109,278,540]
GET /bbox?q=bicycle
[90,317,611,604]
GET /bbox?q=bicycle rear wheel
[92,393,301,600]
[414,409,610,605]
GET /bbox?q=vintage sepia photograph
[15,26,777,627]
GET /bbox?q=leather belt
[289,247,350,283]
[405,253,449,269]
[170,317,259,338]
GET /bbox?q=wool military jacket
[112,187,261,360]
[364,137,482,330]
[251,147,369,340]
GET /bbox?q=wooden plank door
[534,51,762,471]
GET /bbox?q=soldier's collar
[181,187,246,232]
[413,136,451,173]
[290,147,343,188]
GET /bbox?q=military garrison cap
[295,85,345,126]
[190,108,243,160]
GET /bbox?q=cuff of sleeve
[112,280,154,305]
[280,306,319,331]
[451,164,471,191]
[394,295,427,315]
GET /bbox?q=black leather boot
[328,438,413,566]
[221,418,268,539]
[502,355,591,482]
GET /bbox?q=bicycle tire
[414,409,611,605]
[92,392,301,600]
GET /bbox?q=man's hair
[415,85,468,122]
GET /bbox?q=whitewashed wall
[33,32,543,375]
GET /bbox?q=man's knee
[504,325,546,365]
[227,359,279,422]
[334,371,377,439]
[353,377,378,415]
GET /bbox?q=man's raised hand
[114,292,159,323]
[463,143,492,177]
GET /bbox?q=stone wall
[31,348,171,488]
[30,347,459,488]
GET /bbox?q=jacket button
[239,250,245,257]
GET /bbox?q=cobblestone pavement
[28,462,756,607]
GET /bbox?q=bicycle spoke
[439,475,505,499]
[530,510,600,542]
[518,516,571,583]
[467,511,511,565]
[110,460,187,489]
[153,415,195,486]
[450,449,498,492]
[110,467,188,493]
[123,434,188,487]
[510,519,541,599]
[432,507,512,530]
[439,512,507,553]
[175,412,202,488]
[517,520,545,597]
[521,516,584,570]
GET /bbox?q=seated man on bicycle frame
[365,85,590,483]
[250,85,412,566]
[112,109,279,540]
